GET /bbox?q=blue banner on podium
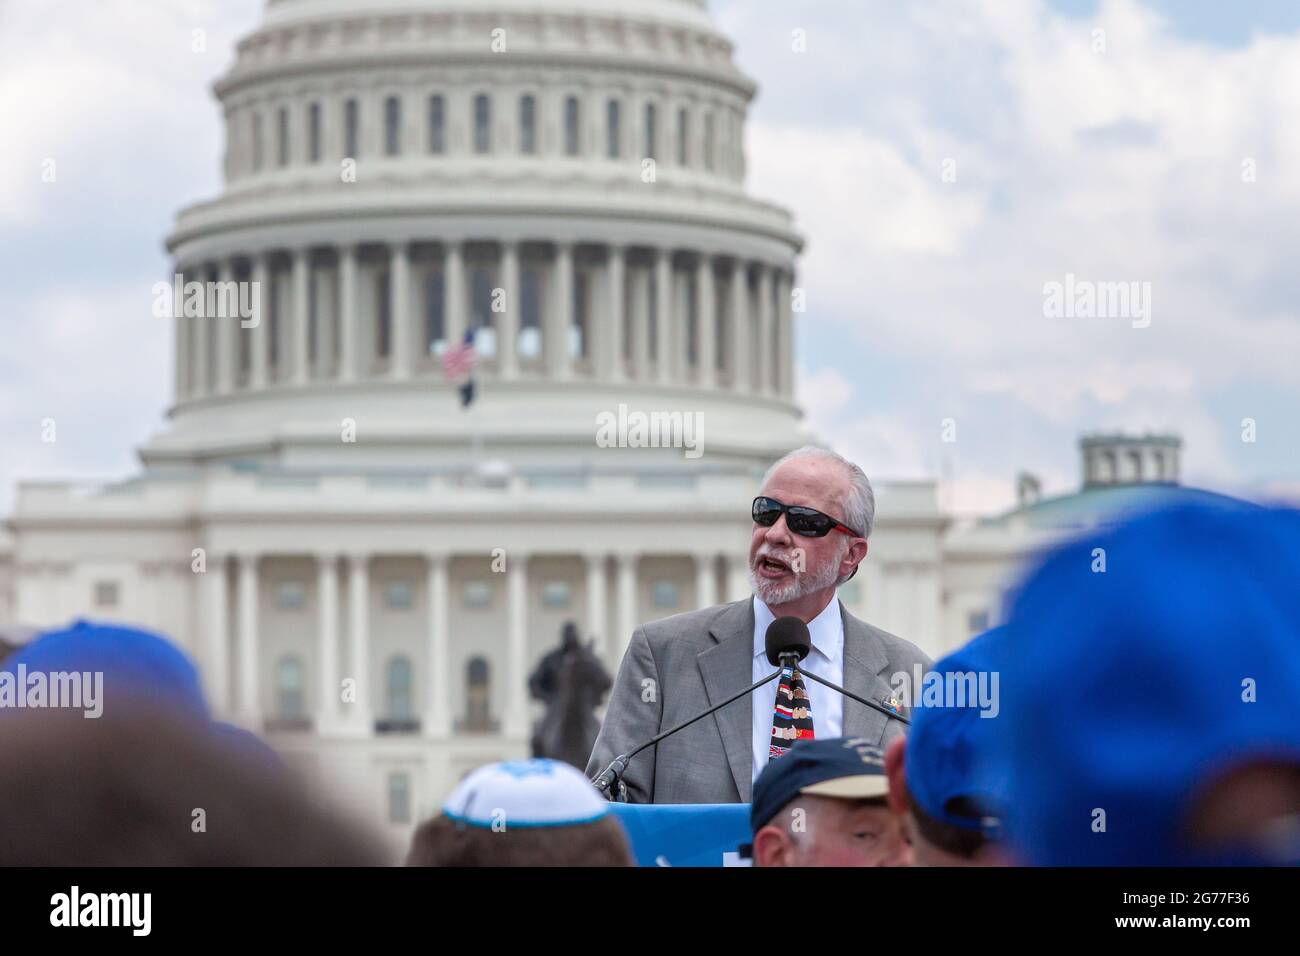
[608,803,752,867]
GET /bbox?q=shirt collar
[751,595,844,663]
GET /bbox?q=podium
[608,803,752,867]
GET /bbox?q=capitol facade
[0,0,1220,858]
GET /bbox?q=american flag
[440,329,478,407]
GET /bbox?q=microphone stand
[592,668,784,801]
[796,666,910,726]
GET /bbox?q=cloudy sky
[3,0,1299,516]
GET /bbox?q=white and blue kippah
[442,758,609,829]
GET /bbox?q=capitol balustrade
[172,240,795,407]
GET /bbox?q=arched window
[428,94,445,154]
[473,93,491,154]
[519,94,536,154]
[276,655,305,719]
[386,655,414,721]
[606,99,621,158]
[384,95,402,156]
[465,656,492,731]
[564,96,581,156]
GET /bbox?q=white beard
[747,541,846,606]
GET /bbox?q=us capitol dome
[5,0,832,847]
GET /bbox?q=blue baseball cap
[998,501,1300,866]
[0,619,209,721]
[749,737,890,838]
[905,627,1008,836]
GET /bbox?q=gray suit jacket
[585,598,932,803]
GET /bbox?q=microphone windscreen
[765,616,811,666]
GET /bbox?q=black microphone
[592,617,804,798]
[766,615,811,667]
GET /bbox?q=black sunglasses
[751,496,864,539]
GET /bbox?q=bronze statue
[528,621,612,770]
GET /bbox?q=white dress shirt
[750,595,844,782]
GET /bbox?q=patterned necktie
[769,664,815,760]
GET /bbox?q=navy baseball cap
[998,500,1300,866]
[905,627,1008,836]
[749,737,890,839]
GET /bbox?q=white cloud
[737,0,1300,510]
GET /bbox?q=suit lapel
[840,605,893,743]
[696,599,757,802]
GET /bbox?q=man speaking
[587,446,931,803]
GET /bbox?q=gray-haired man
[586,445,931,803]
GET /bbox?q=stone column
[726,554,751,603]
[604,245,625,382]
[249,254,270,389]
[695,254,716,387]
[757,265,775,395]
[316,554,340,732]
[776,268,794,398]
[202,554,230,716]
[444,241,465,350]
[314,260,334,379]
[236,553,261,729]
[729,260,748,391]
[175,291,191,400]
[424,553,451,737]
[654,249,673,384]
[498,241,520,378]
[292,249,311,386]
[695,552,717,609]
[215,260,236,394]
[505,552,529,737]
[630,263,650,380]
[550,243,574,380]
[337,245,357,382]
[390,242,412,378]
[585,553,608,659]
[346,553,371,733]
[614,553,638,666]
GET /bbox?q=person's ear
[840,538,868,579]
[752,825,794,867]
[884,735,909,817]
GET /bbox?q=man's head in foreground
[407,758,632,866]
[884,628,1010,867]
[0,705,381,865]
[747,737,910,867]
[748,446,872,620]
[999,501,1300,866]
